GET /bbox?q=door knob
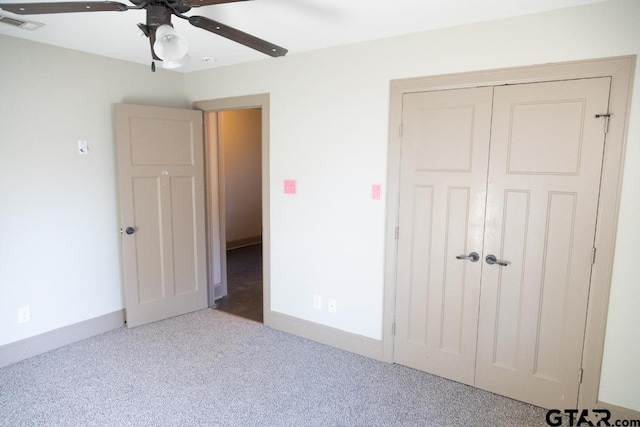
[125,226,136,235]
[456,252,479,262]
[485,254,509,266]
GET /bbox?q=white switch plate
[313,294,322,310]
[328,298,337,314]
[78,140,88,155]
[18,306,30,323]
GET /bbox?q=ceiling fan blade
[188,15,287,57]
[0,1,131,15]
[186,0,250,8]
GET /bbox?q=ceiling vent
[0,13,44,31]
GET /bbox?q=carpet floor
[0,309,554,426]
[215,244,263,323]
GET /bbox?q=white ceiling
[0,0,607,73]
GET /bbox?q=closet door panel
[475,77,611,409]
[393,87,492,386]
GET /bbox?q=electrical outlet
[313,294,322,310]
[328,298,337,314]
[18,306,30,324]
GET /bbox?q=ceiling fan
[0,0,288,69]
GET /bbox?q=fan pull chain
[151,61,156,72]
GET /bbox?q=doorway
[194,94,272,326]
[212,108,264,323]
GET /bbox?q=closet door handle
[456,252,479,262]
[485,254,510,267]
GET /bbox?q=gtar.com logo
[546,409,640,427]
[546,409,611,426]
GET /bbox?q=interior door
[393,77,611,408]
[393,87,493,385]
[115,103,208,328]
[475,77,611,408]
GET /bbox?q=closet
[392,77,611,409]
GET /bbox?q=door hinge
[595,113,611,134]
[399,123,403,138]
[591,247,597,264]
[395,226,399,239]
[579,368,584,383]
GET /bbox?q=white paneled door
[394,78,611,408]
[476,78,611,408]
[115,104,208,328]
[393,87,493,386]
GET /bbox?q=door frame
[383,57,635,414]
[193,93,272,326]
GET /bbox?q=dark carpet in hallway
[215,243,263,323]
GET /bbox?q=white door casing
[115,103,208,328]
[203,111,225,305]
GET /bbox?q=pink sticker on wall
[284,179,297,194]
[372,184,382,200]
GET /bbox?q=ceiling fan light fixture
[163,54,191,69]
[153,24,188,61]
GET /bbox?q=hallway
[215,243,263,323]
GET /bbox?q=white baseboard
[268,311,384,361]
[0,310,125,368]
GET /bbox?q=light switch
[78,140,88,155]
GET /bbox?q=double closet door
[393,77,611,409]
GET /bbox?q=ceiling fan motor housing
[146,4,173,28]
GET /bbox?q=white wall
[184,0,639,411]
[0,35,188,346]
[219,109,262,246]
